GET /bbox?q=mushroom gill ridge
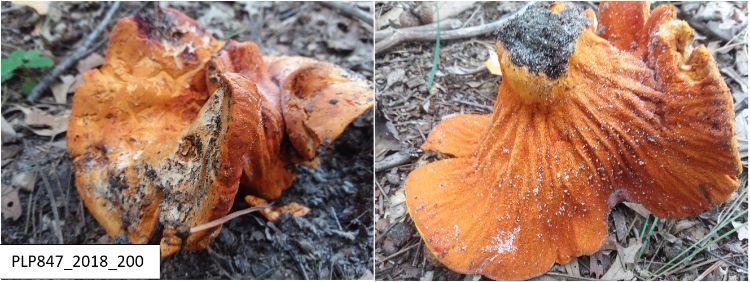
[404,2,741,280]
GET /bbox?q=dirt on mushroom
[375,1,748,281]
[405,2,741,279]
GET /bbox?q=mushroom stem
[496,42,567,104]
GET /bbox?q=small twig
[289,251,310,280]
[330,207,343,231]
[318,2,372,26]
[40,171,64,244]
[190,205,267,233]
[376,2,532,54]
[375,19,462,42]
[452,98,493,112]
[381,242,420,262]
[27,2,121,102]
[695,259,724,281]
[23,185,35,234]
[375,149,417,173]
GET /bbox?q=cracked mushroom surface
[67,8,224,245]
[210,41,374,199]
[404,2,741,280]
[68,8,373,256]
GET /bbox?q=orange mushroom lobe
[405,2,741,280]
[68,7,373,256]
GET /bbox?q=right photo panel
[375,1,748,281]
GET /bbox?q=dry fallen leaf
[11,172,35,193]
[673,219,698,234]
[601,253,634,280]
[731,221,748,241]
[50,75,76,104]
[11,1,49,15]
[75,53,105,74]
[589,252,606,278]
[386,188,406,223]
[564,259,581,277]
[1,115,18,144]
[70,74,85,93]
[23,109,70,137]
[623,202,652,218]
[1,187,22,221]
[485,47,502,75]
[1,144,21,167]
[612,209,629,242]
[376,5,404,29]
[618,238,643,265]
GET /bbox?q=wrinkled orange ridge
[67,8,373,256]
[404,2,741,280]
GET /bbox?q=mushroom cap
[212,46,374,198]
[159,72,261,257]
[208,41,296,199]
[405,2,741,280]
[68,7,373,254]
[67,8,223,243]
[265,56,374,161]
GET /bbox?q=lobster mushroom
[68,8,373,257]
[404,2,741,280]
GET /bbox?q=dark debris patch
[495,2,591,79]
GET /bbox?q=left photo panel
[1,1,374,279]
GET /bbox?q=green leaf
[1,50,25,82]
[21,78,37,95]
[22,50,54,69]
[22,50,42,60]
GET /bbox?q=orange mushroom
[210,41,374,199]
[68,8,373,256]
[67,8,224,245]
[404,2,741,280]
[208,41,296,200]
[265,56,374,161]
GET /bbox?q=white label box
[0,245,160,279]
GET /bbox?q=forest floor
[374,1,748,281]
[1,2,374,279]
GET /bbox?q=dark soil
[1,1,374,279]
[375,1,748,281]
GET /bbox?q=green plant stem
[648,209,748,280]
[426,2,440,90]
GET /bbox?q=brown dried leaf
[11,1,49,15]
[601,254,634,280]
[589,252,606,278]
[76,53,105,74]
[673,219,697,234]
[11,172,35,193]
[731,221,748,241]
[564,258,581,277]
[1,115,17,144]
[1,187,22,220]
[1,144,21,166]
[612,209,628,242]
[23,109,70,137]
[50,75,75,104]
[618,238,643,265]
[376,6,404,29]
[623,202,651,218]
